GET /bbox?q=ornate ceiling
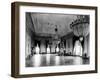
[30,13,77,37]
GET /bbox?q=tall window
[73,40,82,56]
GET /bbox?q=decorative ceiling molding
[30,13,77,37]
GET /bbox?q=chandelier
[70,15,89,37]
[52,25,61,45]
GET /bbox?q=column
[83,36,88,57]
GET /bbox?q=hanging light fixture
[70,15,89,38]
[52,25,61,45]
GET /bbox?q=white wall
[26,31,31,57]
[26,14,32,57]
[0,0,100,80]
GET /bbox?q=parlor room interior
[25,12,90,67]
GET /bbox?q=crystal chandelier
[70,15,89,37]
[52,25,61,45]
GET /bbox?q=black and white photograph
[11,2,97,77]
[25,13,90,67]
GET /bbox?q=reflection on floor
[26,54,89,67]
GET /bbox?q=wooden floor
[26,54,89,67]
